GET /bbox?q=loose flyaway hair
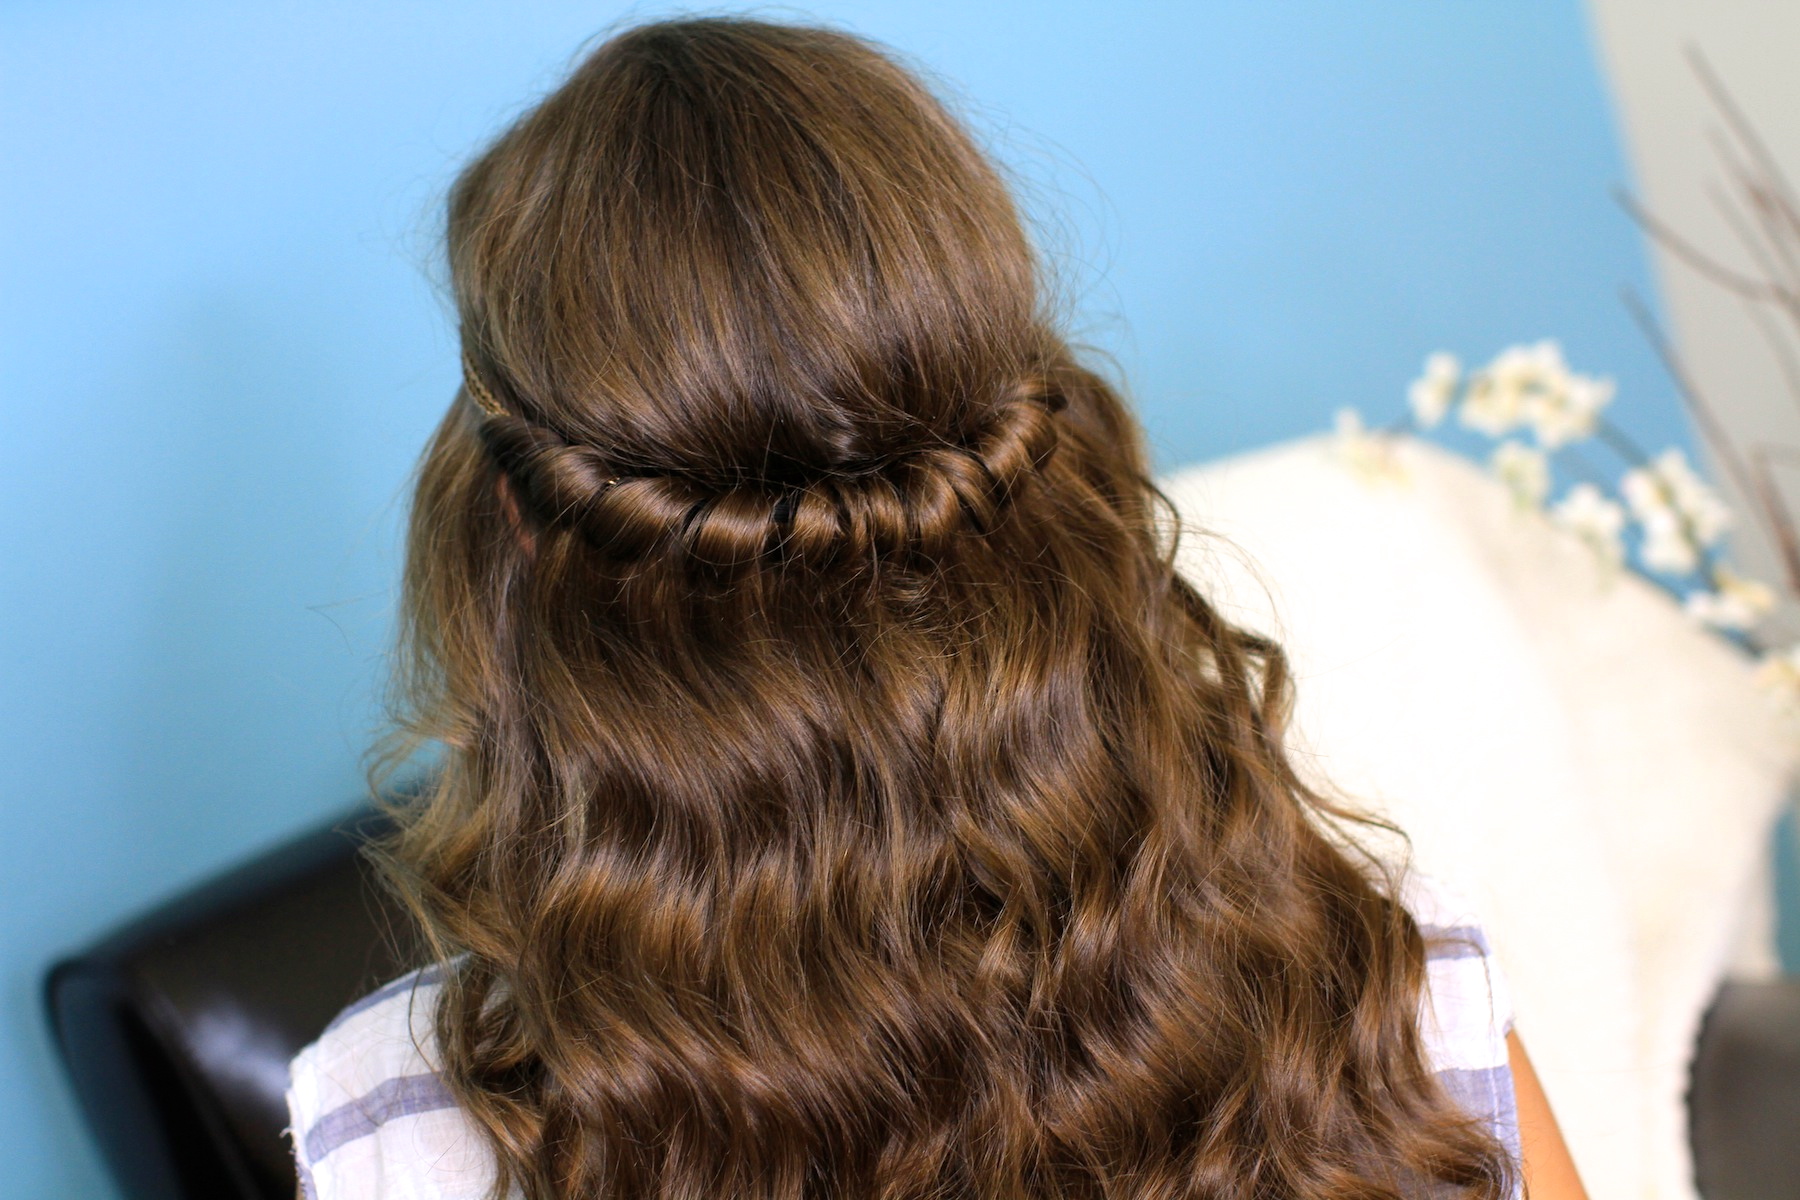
[366,15,1520,1200]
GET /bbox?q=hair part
[365,15,1520,1200]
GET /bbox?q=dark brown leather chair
[45,806,1800,1200]
[45,804,421,1200]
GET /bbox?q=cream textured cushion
[1160,433,1798,1200]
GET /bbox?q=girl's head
[373,16,1519,1200]
[453,14,1076,577]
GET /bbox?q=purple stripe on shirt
[1419,922,1488,960]
[304,1071,461,1163]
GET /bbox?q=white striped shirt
[284,868,1519,1199]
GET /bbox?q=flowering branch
[1331,338,1773,662]
[1331,47,1800,700]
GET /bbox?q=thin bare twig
[1704,126,1800,296]
[1620,286,1763,504]
[1749,445,1800,467]
[1707,176,1792,302]
[1707,176,1800,321]
[1733,165,1800,302]
[1735,292,1800,423]
[1686,44,1800,241]
[1615,187,1791,303]
[1594,415,1652,466]
[1745,445,1800,596]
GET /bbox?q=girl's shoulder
[284,961,511,1200]
[1397,866,1523,1171]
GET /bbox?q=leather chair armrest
[1689,977,1800,1199]
[45,804,422,1200]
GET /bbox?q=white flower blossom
[1754,641,1800,702]
[1621,448,1732,575]
[1525,371,1614,450]
[1620,463,1690,573]
[1549,482,1626,569]
[1380,343,1764,640]
[1331,407,1406,483]
[1684,568,1777,631]
[1648,448,1732,547]
[1641,509,1702,574]
[1407,352,1460,429]
[1460,371,1525,437]
[1462,340,1569,438]
[1619,465,1668,519]
[1490,440,1550,509]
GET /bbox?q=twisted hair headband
[464,348,623,497]
[462,346,1063,564]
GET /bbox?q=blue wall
[1,2,1682,1195]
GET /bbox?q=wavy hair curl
[366,15,1520,1200]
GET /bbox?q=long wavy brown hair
[365,15,1519,1200]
